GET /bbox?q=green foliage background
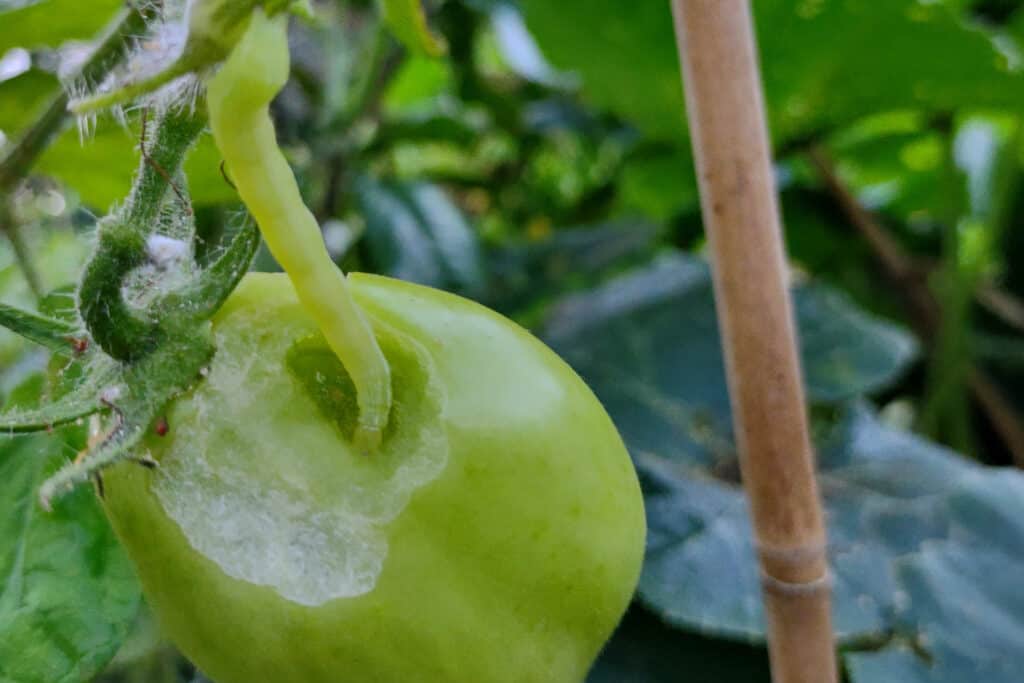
[3,0,1024,681]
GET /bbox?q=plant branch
[807,145,1024,468]
[670,3,838,682]
[918,124,975,454]
[977,284,1024,334]
[806,146,938,331]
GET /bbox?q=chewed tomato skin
[101,273,645,683]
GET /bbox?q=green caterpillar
[205,9,392,450]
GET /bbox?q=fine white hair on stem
[66,0,198,121]
[76,110,98,144]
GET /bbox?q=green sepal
[0,393,103,433]
[37,418,146,510]
[0,302,81,356]
[38,332,215,508]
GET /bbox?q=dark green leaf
[845,647,934,683]
[631,399,1024,651]
[484,220,658,315]
[845,535,1024,682]
[615,152,699,221]
[373,104,489,149]
[0,0,122,53]
[566,339,1024,663]
[378,0,446,57]
[0,69,58,134]
[542,252,917,410]
[521,0,1024,146]
[0,431,140,683]
[780,188,906,322]
[537,253,1013,647]
[356,177,485,297]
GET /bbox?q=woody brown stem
[806,145,939,333]
[977,284,1024,335]
[670,3,838,682]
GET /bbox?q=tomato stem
[68,57,199,115]
[79,107,206,361]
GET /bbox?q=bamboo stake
[669,3,838,682]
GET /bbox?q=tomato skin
[102,273,645,683]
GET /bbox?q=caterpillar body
[206,10,392,450]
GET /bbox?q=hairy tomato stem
[79,107,206,361]
[206,10,392,449]
[68,58,198,115]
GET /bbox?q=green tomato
[101,273,645,682]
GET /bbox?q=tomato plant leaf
[637,402,1024,654]
[844,647,934,683]
[0,431,140,683]
[521,0,1024,147]
[485,220,659,318]
[845,541,1024,682]
[0,70,58,135]
[543,255,1024,668]
[628,404,962,642]
[543,252,917,410]
[0,0,122,54]
[373,102,486,149]
[356,177,485,298]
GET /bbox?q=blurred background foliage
[3,0,1024,681]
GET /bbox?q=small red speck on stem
[154,417,169,437]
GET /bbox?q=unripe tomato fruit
[101,273,645,683]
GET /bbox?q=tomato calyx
[0,108,260,510]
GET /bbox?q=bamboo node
[760,568,832,598]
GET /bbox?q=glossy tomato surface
[102,273,645,683]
